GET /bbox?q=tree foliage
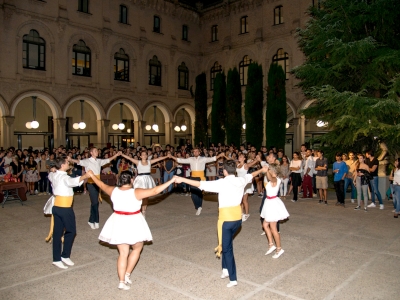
[194,73,208,146]
[245,63,264,150]
[266,63,287,150]
[225,68,242,146]
[211,72,226,144]
[292,0,400,154]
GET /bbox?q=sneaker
[125,273,132,284]
[61,257,74,266]
[227,281,237,288]
[94,222,99,229]
[258,194,263,198]
[291,199,297,202]
[354,206,360,210]
[392,209,396,213]
[52,261,68,269]
[35,190,38,195]
[118,282,130,290]
[221,268,229,279]
[380,204,384,210]
[313,193,317,197]
[242,214,250,222]
[272,249,285,259]
[88,222,95,229]
[335,202,340,206]
[196,207,202,216]
[185,193,190,196]
[318,200,323,204]
[351,199,355,203]
[324,201,328,205]
[367,203,376,208]
[364,207,368,212]
[261,231,266,235]
[265,245,277,255]
[38,192,43,196]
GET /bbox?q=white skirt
[133,175,156,189]
[99,213,153,245]
[260,197,289,222]
[206,166,217,177]
[243,182,254,195]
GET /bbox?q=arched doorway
[173,108,193,147]
[107,102,135,149]
[143,106,166,146]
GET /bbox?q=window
[119,5,128,24]
[78,0,89,13]
[114,48,129,81]
[210,62,222,90]
[239,55,252,86]
[23,30,45,70]
[272,48,289,80]
[312,0,321,9]
[182,25,188,41]
[178,62,189,90]
[274,6,283,25]
[153,16,160,33]
[240,16,248,34]
[72,40,91,76]
[211,25,218,42]
[149,55,161,86]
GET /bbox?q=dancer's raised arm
[135,177,176,199]
[121,153,139,165]
[86,170,115,196]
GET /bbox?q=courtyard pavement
[0,189,399,300]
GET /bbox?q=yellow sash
[87,174,100,184]
[215,205,242,258]
[191,170,205,181]
[45,196,73,242]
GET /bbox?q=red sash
[114,210,141,215]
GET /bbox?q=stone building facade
[0,0,326,151]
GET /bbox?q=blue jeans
[221,220,242,281]
[370,176,383,205]
[393,184,400,213]
[163,170,175,193]
[344,177,356,200]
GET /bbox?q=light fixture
[174,125,181,132]
[127,129,131,133]
[180,109,187,131]
[112,103,125,130]
[145,125,151,130]
[286,122,290,129]
[316,120,328,127]
[242,123,246,130]
[74,100,86,130]
[152,106,158,131]
[26,96,39,129]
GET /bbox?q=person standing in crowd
[301,149,315,199]
[163,151,176,194]
[353,154,371,212]
[315,150,329,204]
[170,149,225,215]
[38,153,49,195]
[289,152,303,202]
[68,147,121,230]
[390,158,400,218]
[343,152,357,203]
[333,152,348,207]
[46,153,56,195]
[365,150,384,209]
[25,156,39,195]
[279,155,290,198]
[2,150,13,175]
[48,156,91,269]
[121,150,169,216]
[174,161,268,288]
[10,155,24,182]
[86,170,176,290]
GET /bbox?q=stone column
[53,118,67,147]
[1,116,15,149]
[97,119,110,148]
[299,115,305,146]
[292,117,300,151]
[134,121,145,145]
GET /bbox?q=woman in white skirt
[236,153,261,222]
[87,170,176,291]
[121,151,168,216]
[260,163,289,259]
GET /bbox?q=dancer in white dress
[87,170,176,291]
[260,163,289,259]
[121,151,168,216]
[236,153,260,222]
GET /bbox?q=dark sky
[179,0,223,9]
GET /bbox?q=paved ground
[1,189,399,300]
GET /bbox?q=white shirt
[3,156,13,174]
[290,160,303,173]
[393,169,400,185]
[78,157,110,175]
[313,156,318,174]
[304,156,315,176]
[177,156,216,171]
[48,170,83,196]
[199,174,253,208]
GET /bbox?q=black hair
[118,171,133,187]
[223,160,236,175]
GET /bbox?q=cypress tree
[194,73,208,146]
[293,0,400,153]
[225,68,242,147]
[211,72,226,144]
[266,63,287,150]
[245,62,264,150]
